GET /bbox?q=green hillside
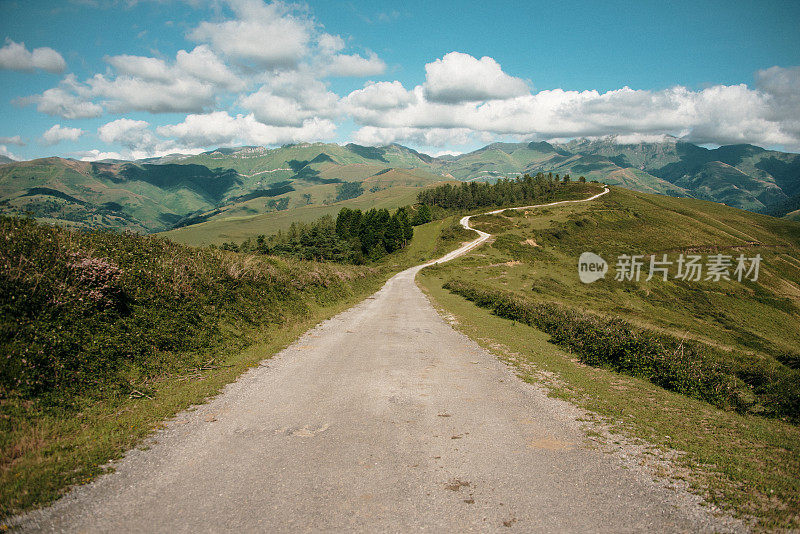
[559,137,797,211]
[164,184,428,245]
[428,186,800,374]
[0,158,236,233]
[419,186,800,527]
[0,144,446,235]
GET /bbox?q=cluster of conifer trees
[224,206,424,263]
[417,172,583,210]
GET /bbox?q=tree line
[417,172,585,211]
[221,205,430,264]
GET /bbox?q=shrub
[0,216,375,402]
[443,279,800,421]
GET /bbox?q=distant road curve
[422,186,610,267]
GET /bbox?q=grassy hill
[419,185,800,527]
[0,158,237,233]
[427,186,800,402]
[163,180,439,246]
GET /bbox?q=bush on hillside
[442,278,800,421]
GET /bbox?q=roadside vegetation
[0,210,469,519]
[419,185,800,528]
[442,279,798,420]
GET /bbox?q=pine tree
[412,204,432,225]
[384,214,403,253]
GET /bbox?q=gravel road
[15,189,744,532]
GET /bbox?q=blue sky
[1,0,799,161]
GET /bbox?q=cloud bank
[10,0,800,159]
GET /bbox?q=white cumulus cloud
[105,54,173,82]
[175,45,245,90]
[322,52,385,77]
[318,34,345,55]
[0,38,66,73]
[88,73,217,114]
[76,149,125,162]
[189,0,312,68]
[342,62,800,152]
[98,118,160,150]
[41,124,85,145]
[423,52,529,103]
[344,81,416,112]
[0,135,25,145]
[18,75,103,119]
[238,71,340,127]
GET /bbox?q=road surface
[15,188,742,532]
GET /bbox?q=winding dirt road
[16,188,742,532]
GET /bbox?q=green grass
[457,187,800,362]
[419,271,800,530]
[0,213,466,520]
[1,294,374,520]
[440,278,799,419]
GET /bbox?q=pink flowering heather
[68,252,123,307]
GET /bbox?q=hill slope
[434,186,800,366]
[419,186,800,527]
[1,139,798,235]
[0,143,446,234]
[559,137,798,212]
[0,211,473,518]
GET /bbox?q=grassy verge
[1,289,377,520]
[419,259,800,531]
[440,279,799,420]
[1,214,465,519]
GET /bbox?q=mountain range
[1,137,798,234]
